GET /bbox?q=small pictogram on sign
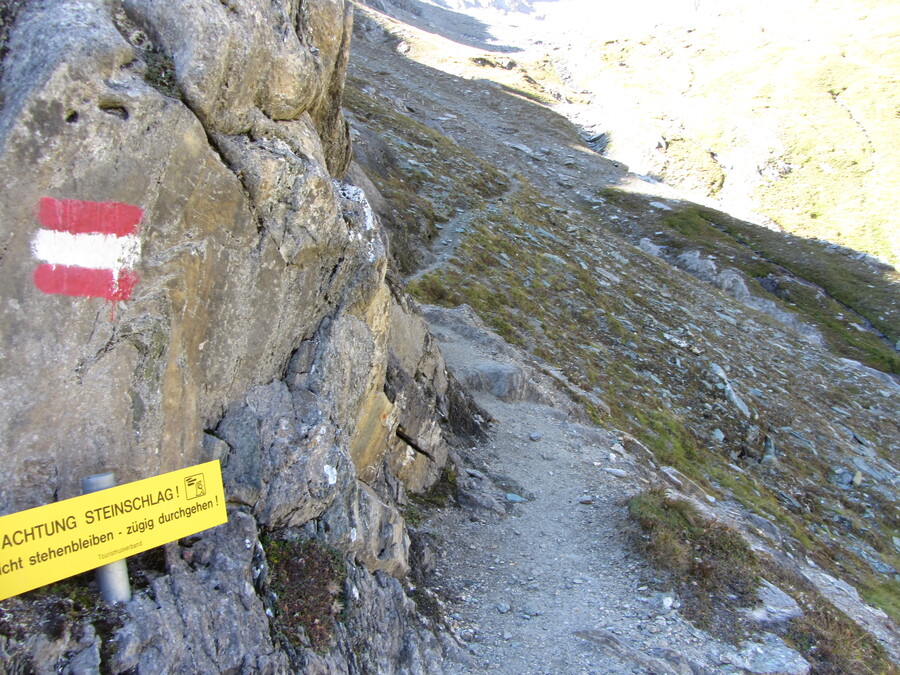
[184,474,206,500]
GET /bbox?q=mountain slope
[417,0,900,268]
[349,2,900,670]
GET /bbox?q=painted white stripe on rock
[31,230,141,271]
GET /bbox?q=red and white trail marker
[31,198,143,301]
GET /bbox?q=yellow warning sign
[0,461,227,600]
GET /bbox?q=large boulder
[0,0,359,513]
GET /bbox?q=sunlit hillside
[529,0,900,265]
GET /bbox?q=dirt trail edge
[416,305,775,675]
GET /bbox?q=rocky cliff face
[0,0,474,671]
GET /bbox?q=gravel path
[427,398,741,674]
[417,310,742,674]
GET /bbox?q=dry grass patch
[629,489,899,673]
[264,537,346,653]
[785,600,899,675]
[628,488,759,640]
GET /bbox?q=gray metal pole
[81,473,132,603]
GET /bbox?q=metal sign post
[81,473,132,603]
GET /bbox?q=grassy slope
[630,489,897,673]
[599,188,900,375]
[345,79,508,274]
[567,0,900,266]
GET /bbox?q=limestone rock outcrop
[1,0,358,513]
[0,0,472,670]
